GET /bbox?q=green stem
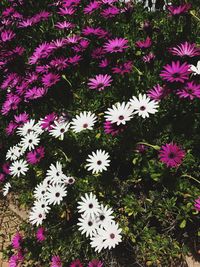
[133,66,143,76]
[137,142,160,151]
[190,11,200,22]
[181,174,200,185]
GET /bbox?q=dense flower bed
[0,0,200,266]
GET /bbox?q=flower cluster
[77,193,122,252]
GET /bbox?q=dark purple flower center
[41,190,45,194]
[89,203,93,208]
[172,72,180,78]
[69,178,74,184]
[113,45,120,50]
[118,115,124,120]
[60,128,65,133]
[55,192,60,197]
[97,83,104,89]
[17,167,21,171]
[88,221,93,226]
[140,106,146,111]
[97,160,102,165]
[29,139,33,143]
[35,153,41,159]
[83,123,88,128]
[100,215,105,221]
[168,152,175,159]
[38,214,42,218]
[41,204,45,208]
[110,233,115,239]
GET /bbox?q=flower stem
[137,142,160,150]
[181,174,200,185]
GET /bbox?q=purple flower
[11,232,22,250]
[88,74,112,91]
[112,61,133,75]
[167,3,191,16]
[169,42,200,58]
[1,94,21,115]
[2,162,10,175]
[147,84,169,101]
[41,113,57,130]
[58,7,76,16]
[104,120,126,136]
[26,147,45,165]
[101,6,120,18]
[0,173,6,183]
[14,113,29,125]
[160,61,190,83]
[42,73,60,88]
[1,30,16,42]
[36,227,46,242]
[6,121,18,135]
[25,87,47,100]
[9,252,23,267]
[159,143,185,168]
[51,255,62,267]
[135,36,152,49]
[50,58,68,71]
[70,259,83,267]
[194,198,200,211]
[176,81,200,100]
[104,38,129,53]
[88,259,103,267]
[99,58,109,68]
[143,52,155,63]
[55,21,75,29]
[84,1,101,14]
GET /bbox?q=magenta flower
[194,198,200,211]
[36,227,46,242]
[104,38,129,53]
[143,52,155,63]
[112,61,133,75]
[50,58,68,71]
[41,113,57,130]
[91,47,105,59]
[9,252,23,267]
[68,55,82,65]
[1,94,21,115]
[167,3,191,16]
[82,27,108,38]
[101,6,120,18]
[135,144,148,154]
[6,121,18,135]
[135,36,152,49]
[169,42,200,58]
[0,173,5,183]
[14,113,29,125]
[88,74,112,91]
[1,30,16,42]
[104,120,126,136]
[99,58,109,68]
[2,162,10,175]
[58,7,76,16]
[176,81,200,100]
[159,143,185,168]
[26,147,45,165]
[147,84,169,101]
[29,42,52,64]
[11,232,22,250]
[42,73,60,88]
[55,21,75,29]
[70,259,83,267]
[25,87,47,100]
[160,61,190,83]
[84,1,101,14]
[88,259,103,267]
[51,255,62,267]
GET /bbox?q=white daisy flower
[29,208,46,226]
[98,221,122,250]
[46,162,67,185]
[71,111,97,133]
[63,176,75,185]
[90,233,105,253]
[17,119,40,136]
[33,199,51,214]
[6,146,21,161]
[190,61,200,75]
[2,182,11,196]
[45,184,67,205]
[49,121,70,140]
[33,182,48,200]
[9,159,29,177]
[95,205,114,226]
[104,102,134,125]
[86,149,110,174]
[21,132,40,151]
[129,93,159,118]
[77,215,98,237]
[77,192,100,219]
